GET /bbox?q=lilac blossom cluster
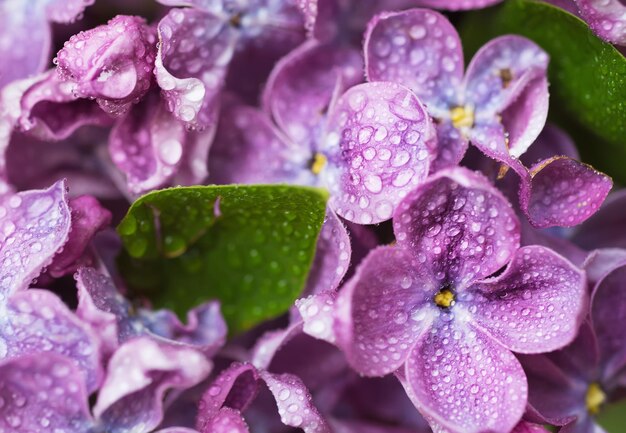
[0,0,625,433]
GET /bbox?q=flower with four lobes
[364,8,549,172]
[520,249,626,433]
[333,167,587,433]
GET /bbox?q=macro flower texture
[1,0,626,432]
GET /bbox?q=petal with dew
[575,0,626,45]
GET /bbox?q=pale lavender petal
[47,195,111,277]
[405,320,527,433]
[334,245,436,376]
[573,189,626,250]
[0,353,94,433]
[469,245,586,353]
[263,40,363,148]
[109,94,187,194]
[156,8,235,129]
[94,337,211,433]
[322,81,435,224]
[156,428,201,433]
[208,100,313,185]
[431,120,469,172]
[203,408,250,433]
[260,370,331,433]
[196,362,261,429]
[141,301,227,357]
[304,210,351,297]
[172,127,214,187]
[465,35,549,116]
[522,157,612,228]
[0,180,71,298]
[512,421,552,433]
[415,0,503,9]
[296,292,337,344]
[468,120,527,176]
[575,0,626,45]
[393,167,520,288]
[364,9,463,110]
[591,263,626,377]
[583,248,626,285]
[56,15,156,116]
[2,289,103,392]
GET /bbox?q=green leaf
[459,0,626,183]
[597,398,626,432]
[117,185,328,334]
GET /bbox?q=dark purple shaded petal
[203,408,250,433]
[521,157,612,228]
[330,420,426,433]
[251,322,305,370]
[364,9,463,110]
[156,8,235,129]
[512,421,552,433]
[591,263,626,377]
[2,289,103,392]
[0,353,94,433]
[469,245,587,353]
[573,189,626,250]
[415,0,503,9]
[334,245,435,376]
[297,292,337,344]
[431,120,469,172]
[47,195,111,277]
[0,180,71,298]
[196,362,261,429]
[575,0,626,45]
[109,94,187,194]
[465,35,549,116]
[0,0,94,89]
[393,167,520,288]
[156,428,201,433]
[322,81,435,224]
[583,248,626,285]
[141,301,227,357]
[94,337,211,433]
[405,320,527,433]
[260,370,331,433]
[208,100,313,185]
[56,15,156,116]
[263,40,362,148]
[520,219,587,267]
[304,210,351,297]
[521,124,580,166]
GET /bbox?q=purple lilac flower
[327,167,586,433]
[520,249,626,433]
[0,337,211,433]
[569,0,626,46]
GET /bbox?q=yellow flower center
[586,382,607,415]
[311,152,327,175]
[434,288,455,308]
[450,105,475,129]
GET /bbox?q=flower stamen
[434,288,455,309]
[586,382,607,415]
[450,105,474,129]
[310,153,327,175]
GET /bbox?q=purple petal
[521,124,580,166]
[203,408,250,433]
[431,120,469,172]
[334,245,435,376]
[521,156,612,228]
[0,180,71,297]
[208,100,313,185]
[172,127,214,186]
[47,195,111,277]
[303,210,351,297]
[404,320,527,433]
[0,0,94,89]
[0,353,93,433]
[575,0,626,45]
[364,9,463,110]
[251,322,305,370]
[296,292,337,344]
[469,245,587,353]
[263,40,363,148]
[415,0,503,9]
[572,189,626,250]
[520,219,587,267]
[109,94,187,194]
[156,8,235,129]
[393,167,520,287]
[196,362,261,429]
[591,263,626,377]
[141,301,227,357]
[94,337,211,433]
[56,15,156,116]
[512,421,552,433]
[2,289,103,392]
[322,81,435,224]
[583,248,626,285]
[260,370,331,433]
[465,35,549,116]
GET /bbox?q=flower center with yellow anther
[450,105,475,129]
[434,288,455,308]
[310,152,327,175]
[586,382,607,415]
